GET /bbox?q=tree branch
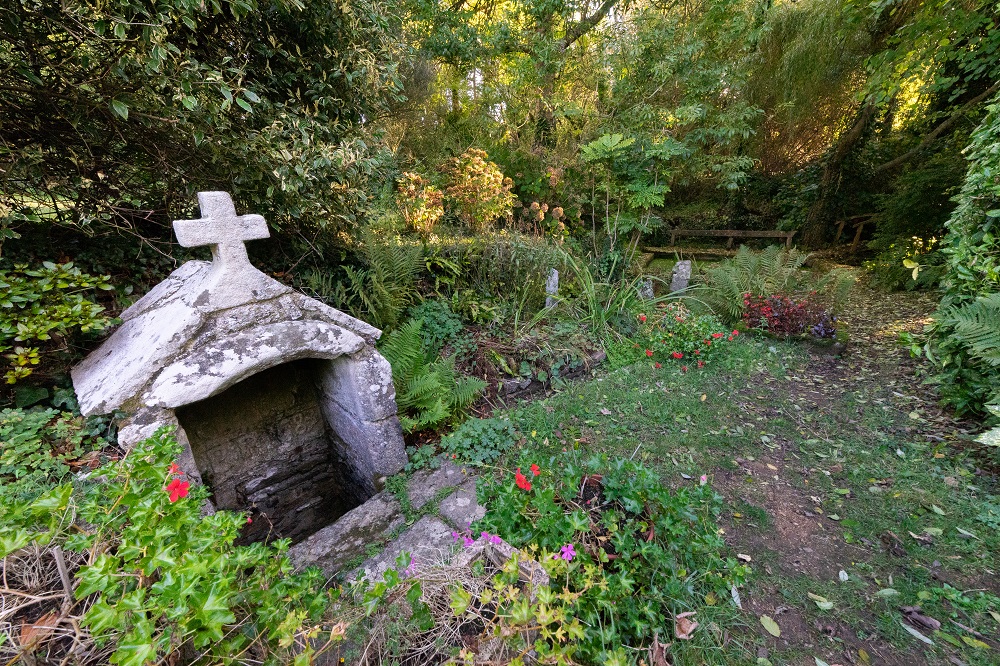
[560,0,619,51]
[875,81,1000,175]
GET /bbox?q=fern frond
[941,293,1000,366]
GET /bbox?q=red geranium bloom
[712,333,724,339]
[672,351,683,359]
[732,330,739,336]
[681,365,688,373]
[697,360,705,369]
[530,464,541,476]
[694,349,700,355]
[638,314,647,323]
[646,349,654,357]
[655,362,662,369]
[166,478,190,502]
[515,468,532,491]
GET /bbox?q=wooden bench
[668,228,797,249]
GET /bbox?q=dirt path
[712,282,997,665]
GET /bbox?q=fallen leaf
[956,527,980,540]
[760,615,781,637]
[924,527,943,537]
[599,408,612,416]
[901,606,941,631]
[767,464,778,471]
[700,394,707,401]
[20,612,59,650]
[931,504,946,516]
[808,592,835,610]
[649,632,672,666]
[857,648,870,664]
[876,588,899,598]
[838,570,849,582]
[989,610,1000,625]
[731,585,743,609]
[960,636,990,649]
[675,612,698,640]
[737,553,752,562]
[899,621,935,645]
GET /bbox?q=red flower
[515,468,532,492]
[727,336,734,341]
[732,330,739,336]
[697,360,704,369]
[672,351,683,359]
[655,362,662,369]
[694,349,700,355]
[646,349,654,357]
[638,314,647,323]
[247,515,253,524]
[168,462,181,476]
[166,478,190,502]
[712,333,724,339]
[681,366,688,373]
[530,464,541,476]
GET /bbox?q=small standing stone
[637,278,654,300]
[669,260,692,292]
[545,268,559,308]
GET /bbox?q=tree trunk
[800,100,877,248]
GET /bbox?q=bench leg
[726,236,734,249]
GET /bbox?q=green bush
[616,302,737,371]
[0,430,339,666]
[0,262,115,383]
[0,407,109,502]
[474,453,748,664]
[378,318,486,433]
[406,299,464,354]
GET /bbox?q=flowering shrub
[396,171,444,235]
[0,430,339,666]
[742,292,837,339]
[440,148,516,231]
[625,302,736,371]
[475,454,748,663]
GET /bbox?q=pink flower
[166,478,190,502]
[700,475,708,486]
[560,543,576,561]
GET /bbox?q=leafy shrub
[923,292,1000,414]
[742,293,837,338]
[0,408,109,502]
[864,237,946,291]
[0,430,339,666]
[440,417,517,465]
[406,299,463,354]
[0,262,114,383]
[378,318,486,433]
[475,453,748,663]
[441,148,516,231]
[619,302,736,370]
[396,172,444,235]
[696,245,853,324]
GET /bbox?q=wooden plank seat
[668,228,797,249]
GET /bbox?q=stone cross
[173,192,270,272]
[670,260,692,292]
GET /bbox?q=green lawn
[490,329,1000,665]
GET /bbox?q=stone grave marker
[670,260,692,292]
[545,268,559,307]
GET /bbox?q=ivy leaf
[449,586,471,615]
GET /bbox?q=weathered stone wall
[176,360,371,544]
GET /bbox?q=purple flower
[463,536,475,548]
[560,543,576,561]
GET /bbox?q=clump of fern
[378,318,486,433]
[929,292,1000,414]
[299,225,423,332]
[695,245,852,324]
